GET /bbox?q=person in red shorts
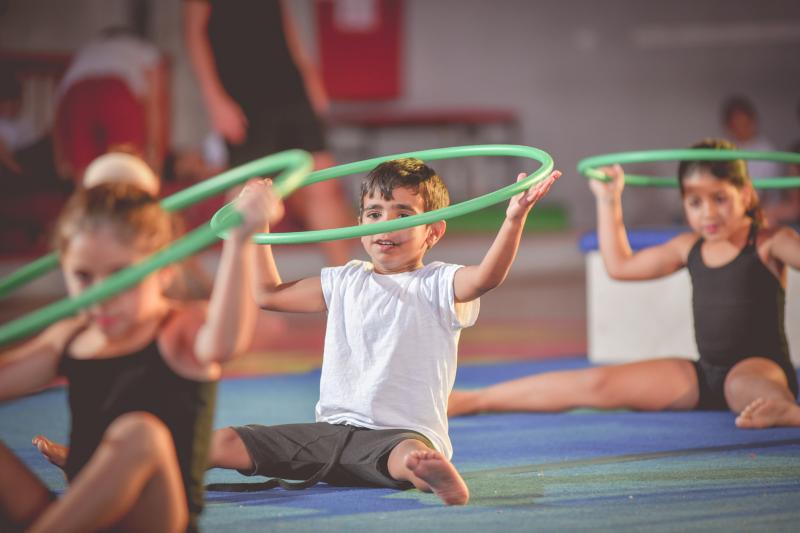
[53,28,168,184]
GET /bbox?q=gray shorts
[233,422,433,489]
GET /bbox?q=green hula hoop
[0,150,313,347]
[577,149,800,188]
[0,150,313,300]
[211,144,554,245]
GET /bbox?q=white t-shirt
[59,35,160,98]
[317,260,480,459]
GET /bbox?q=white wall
[2,0,798,227]
[396,0,800,227]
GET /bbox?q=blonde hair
[54,182,174,255]
[82,152,160,195]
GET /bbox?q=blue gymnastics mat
[2,357,799,532]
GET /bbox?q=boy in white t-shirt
[210,158,560,505]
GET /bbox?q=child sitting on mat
[206,158,559,505]
[449,139,800,429]
[0,179,270,531]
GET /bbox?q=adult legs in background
[54,77,146,184]
[283,151,354,266]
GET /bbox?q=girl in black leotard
[0,178,275,531]
[449,139,800,429]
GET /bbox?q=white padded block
[587,251,799,367]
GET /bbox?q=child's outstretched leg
[386,439,469,506]
[449,358,699,416]
[727,357,800,429]
[28,412,188,533]
[32,435,68,469]
[30,427,258,473]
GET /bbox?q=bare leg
[448,358,699,417]
[32,426,257,476]
[726,357,800,428]
[32,435,68,469]
[29,412,187,533]
[386,439,469,505]
[208,427,254,471]
[285,151,354,266]
[0,441,52,529]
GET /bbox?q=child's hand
[231,179,281,240]
[506,170,561,221]
[588,164,624,202]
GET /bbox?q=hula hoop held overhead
[0,150,314,300]
[0,144,553,347]
[211,144,554,245]
[0,150,314,346]
[577,149,800,188]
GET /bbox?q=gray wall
[2,0,798,227]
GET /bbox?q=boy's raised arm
[454,171,560,302]
[250,184,327,313]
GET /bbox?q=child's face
[359,185,444,274]
[61,228,168,339]
[726,110,757,142]
[682,171,751,241]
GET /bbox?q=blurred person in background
[184,0,353,265]
[53,28,168,184]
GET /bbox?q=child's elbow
[194,334,239,365]
[254,292,277,311]
[606,268,626,280]
[603,259,630,280]
[253,286,282,311]
[468,276,505,299]
[194,344,229,365]
[482,272,508,292]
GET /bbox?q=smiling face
[681,171,752,241]
[359,185,445,274]
[61,227,169,339]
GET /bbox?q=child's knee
[105,412,173,460]
[579,368,614,400]
[212,427,240,449]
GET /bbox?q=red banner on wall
[317,0,402,101]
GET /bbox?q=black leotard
[59,337,216,530]
[687,222,797,408]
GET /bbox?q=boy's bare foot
[447,389,481,417]
[735,397,800,429]
[32,435,68,468]
[405,449,469,505]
